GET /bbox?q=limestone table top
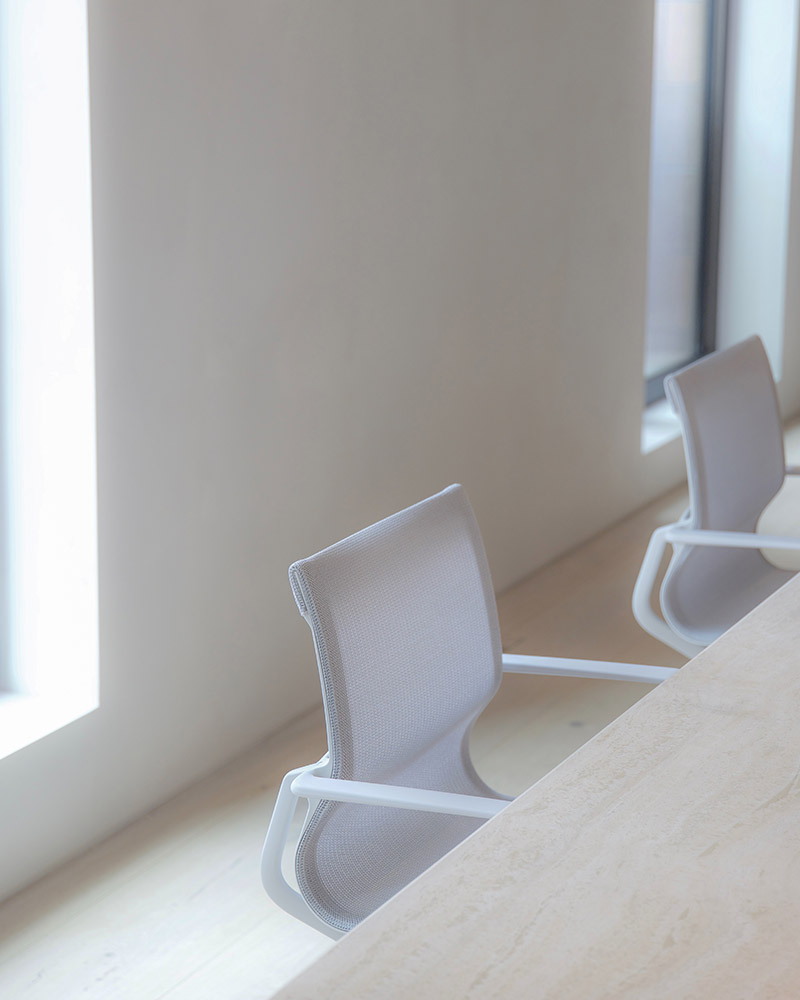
[275,574,800,999]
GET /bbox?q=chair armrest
[291,773,508,820]
[502,653,677,684]
[665,527,800,551]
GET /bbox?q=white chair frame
[261,653,677,939]
[632,467,800,658]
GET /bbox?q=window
[0,0,98,758]
[643,0,728,404]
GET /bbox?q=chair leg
[260,766,343,940]
[631,527,701,658]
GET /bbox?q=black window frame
[644,0,730,406]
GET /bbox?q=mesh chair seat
[296,797,487,931]
[661,546,794,647]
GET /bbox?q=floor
[1,453,798,1000]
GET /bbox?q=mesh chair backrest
[660,337,788,645]
[288,484,503,930]
[665,336,785,533]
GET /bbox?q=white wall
[1,0,799,902]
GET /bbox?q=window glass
[644,0,723,398]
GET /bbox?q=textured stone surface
[277,576,800,999]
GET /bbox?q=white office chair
[262,484,676,938]
[633,336,800,657]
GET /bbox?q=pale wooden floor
[1,457,798,1000]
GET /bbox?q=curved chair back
[660,336,791,645]
[288,484,503,932]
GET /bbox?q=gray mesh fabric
[661,337,793,645]
[288,484,505,931]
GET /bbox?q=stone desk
[275,575,800,999]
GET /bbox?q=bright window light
[0,0,98,758]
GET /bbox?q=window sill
[641,398,681,454]
[0,691,97,761]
